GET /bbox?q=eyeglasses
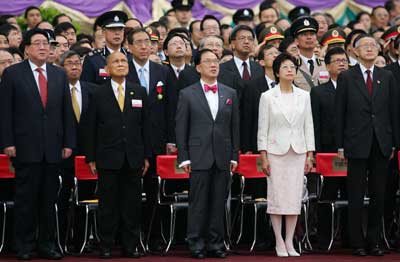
[201,59,219,65]
[168,41,185,47]
[330,59,348,65]
[204,42,223,48]
[30,41,50,47]
[234,36,254,42]
[357,43,379,50]
[56,43,69,48]
[64,61,81,67]
[0,59,14,65]
[133,39,151,46]
[62,31,76,37]
[203,26,219,31]
[281,65,297,70]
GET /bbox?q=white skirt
[267,147,305,215]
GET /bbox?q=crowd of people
[1,0,400,260]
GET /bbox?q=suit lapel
[80,81,89,115]
[228,59,242,79]
[106,82,123,114]
[193,82,213,120]
[272,86,291,124]
[149,61,157,94]
[46,64,57,112]
[372,68,381,101]
[128,60,140,84]
[22,61,43,111]
[215,84,225,122]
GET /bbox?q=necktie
[139,68,148,94]
[36,68,47,107]
[117,85,124,111]
[308,59,314,75]
[71,86,80,122]
[270,81,276,89]
[204,84,218,93]
[176,68,180,79]
[366,69,373,96]
[242,61,250,80]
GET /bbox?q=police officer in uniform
[291,16,329,92]
[171,0,194,30]
[81,11,130,85]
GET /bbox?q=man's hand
[62,148,72,159]
[142,158,150,176]
[166,144,178,155]
[304,159,313,173]
[230,162,238,172]
[88,161,97,175]
[260,154,271,176]
[4,146,16,157]
[183,164,191,174]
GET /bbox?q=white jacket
[257,85,315,155]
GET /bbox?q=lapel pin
[377,80,381,84]
[130,91,134,95]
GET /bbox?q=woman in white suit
[258,53,315,257]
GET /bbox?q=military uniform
[291,16,329,92]
[320,28,346,50]
[80,10,129,86]
[81,47,130,85]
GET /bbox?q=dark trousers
[347,136,389,248]
[97,160,142,250]
[187,164,230,252]
[317,177,348,248]
[14,161,59,254]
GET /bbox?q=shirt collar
[170,63,185,73]
[69,81,81,92]
[29,60,47,73]
[234,56,250,69]
[133,58,150,73]
[359,63,374,76]
[265,75,275,86]
[299,54,316,66]
[111,79,126,92]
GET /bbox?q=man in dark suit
[219,25,264,83]
[176,49,240,259]
[85,51,151,259]
[125,28,169,249]
[383,33,400,248]
[336,34,399,256]
[0,28,75,260]
[58,50,97,251]
[81,11,130,85]
[311,47,349,249]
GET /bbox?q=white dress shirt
[331,79,337,89]
[359,63,374,83]
[299,54,317,73]
[170,63,185,78]
[349,56,358,66]
[69,81,82,113]
[29,60,47,94]
[200,79,219,120]
[133,59,150,87]
[110,79,126,101]
[234,56,251,78]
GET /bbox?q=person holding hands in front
[257,53,315,257]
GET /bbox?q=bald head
[105,51,129,80]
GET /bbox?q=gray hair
[59,50,80,66]
[198,35,224,50]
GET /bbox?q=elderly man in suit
[85,51,151,259]
[0,28,75,260]
[336,34,398,257]
[176,49,240,259]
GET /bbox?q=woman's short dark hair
[272,53,298,84]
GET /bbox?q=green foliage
[16,6,80,33]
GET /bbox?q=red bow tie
[204,84,218,93]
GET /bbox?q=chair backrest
[316,153,347,177]
[156,155,189,179]
[0,154,15,179]
[236,154,266,178]
[74,156,98,180]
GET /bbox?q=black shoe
[99,248,112,259]
[369,245,385,256]
[38,249,63,260]
[208,250,227,258]
[191,250,206,259]
[352,248,367,256]
[17,253,31,260]
[122,248,141,258]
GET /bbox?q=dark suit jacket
[127,60,169,155]
[335,65,399,158]
[240,75,270,153]
[0,61,75,163]
[62,81,97,168]
[85,80,151,170]
[385,62,400,85]
[310,80,337,153]
[175,82,240,171]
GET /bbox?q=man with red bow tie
[175,49,239,259]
